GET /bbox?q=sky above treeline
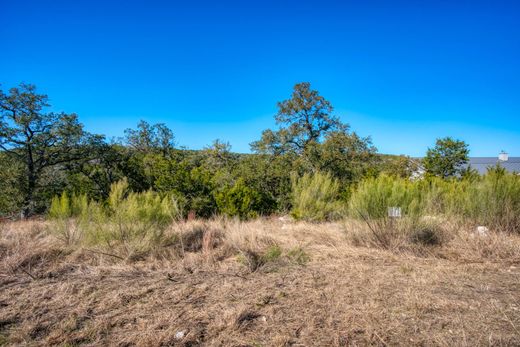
[1,0,519,156]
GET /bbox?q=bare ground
[1,220,519,346]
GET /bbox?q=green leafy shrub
[291,171,343,221]
[215,179,263,219]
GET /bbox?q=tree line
[0,82,471,218]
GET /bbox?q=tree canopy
[251,82,347,155]
[0,82,479,219]
[0,83,102,216]
[423,137,469,178]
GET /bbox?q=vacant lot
[1,219,519,346]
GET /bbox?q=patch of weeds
[238,245,282,272]
[287,247,310,265]
[0,334,8,346]
[262,245,282,262]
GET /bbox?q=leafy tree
[380,155,420,179]
[0,152,24,216]
[152,156,219,218]
[0,83,102,216]
[234,153,293,213]
[64,143,140,199]
[124,120,175,156]
[307,130,377,184]
[251,82,347,155]
[423,137,469,178]
[202,139,236,171]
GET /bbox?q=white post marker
[388,207,402,218]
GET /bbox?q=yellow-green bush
[291,171,344,221]
[48,179,181,250]
[349,175,424,220]
[458,170,520,231]
[350,170,520,233]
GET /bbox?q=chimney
[498,151,509,162]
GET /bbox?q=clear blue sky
[1,0,519,156]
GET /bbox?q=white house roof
[464,157,520,174]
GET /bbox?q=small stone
[175,331,185,339]
[475,226,489,236]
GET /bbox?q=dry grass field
[1,218,520,346]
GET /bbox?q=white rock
[475,226,489,236]
[175,331,185,339]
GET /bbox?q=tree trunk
[21,146,36,219]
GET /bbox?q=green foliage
[379,155,419,179]
[350,171,520,233]
[251,82,348,155]
[458,169,520,231]
[349,175,424,220]
[124,120,175,156]
[262,244,282,262]
[287,247,310,265]
[302,131,377,186]
[291,171,343,221]
[48,179,181,250]
[215,179,263,219]
[234,153,293,213]
[423,137,469,178]
[49,192,72,219]
[0,153,24,216]
[7,82,519,233]
[0,83,102,216]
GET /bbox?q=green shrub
[49,192,72,219]
[291,171,343,221]
[287,247,310,265]
[349,175,424,220]
[262,244,282,262]
[48,179,181,252]
[350,171,520,234]
[215,179,263,219]
[461,170,520,232]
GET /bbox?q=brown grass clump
[1,217,520,346]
